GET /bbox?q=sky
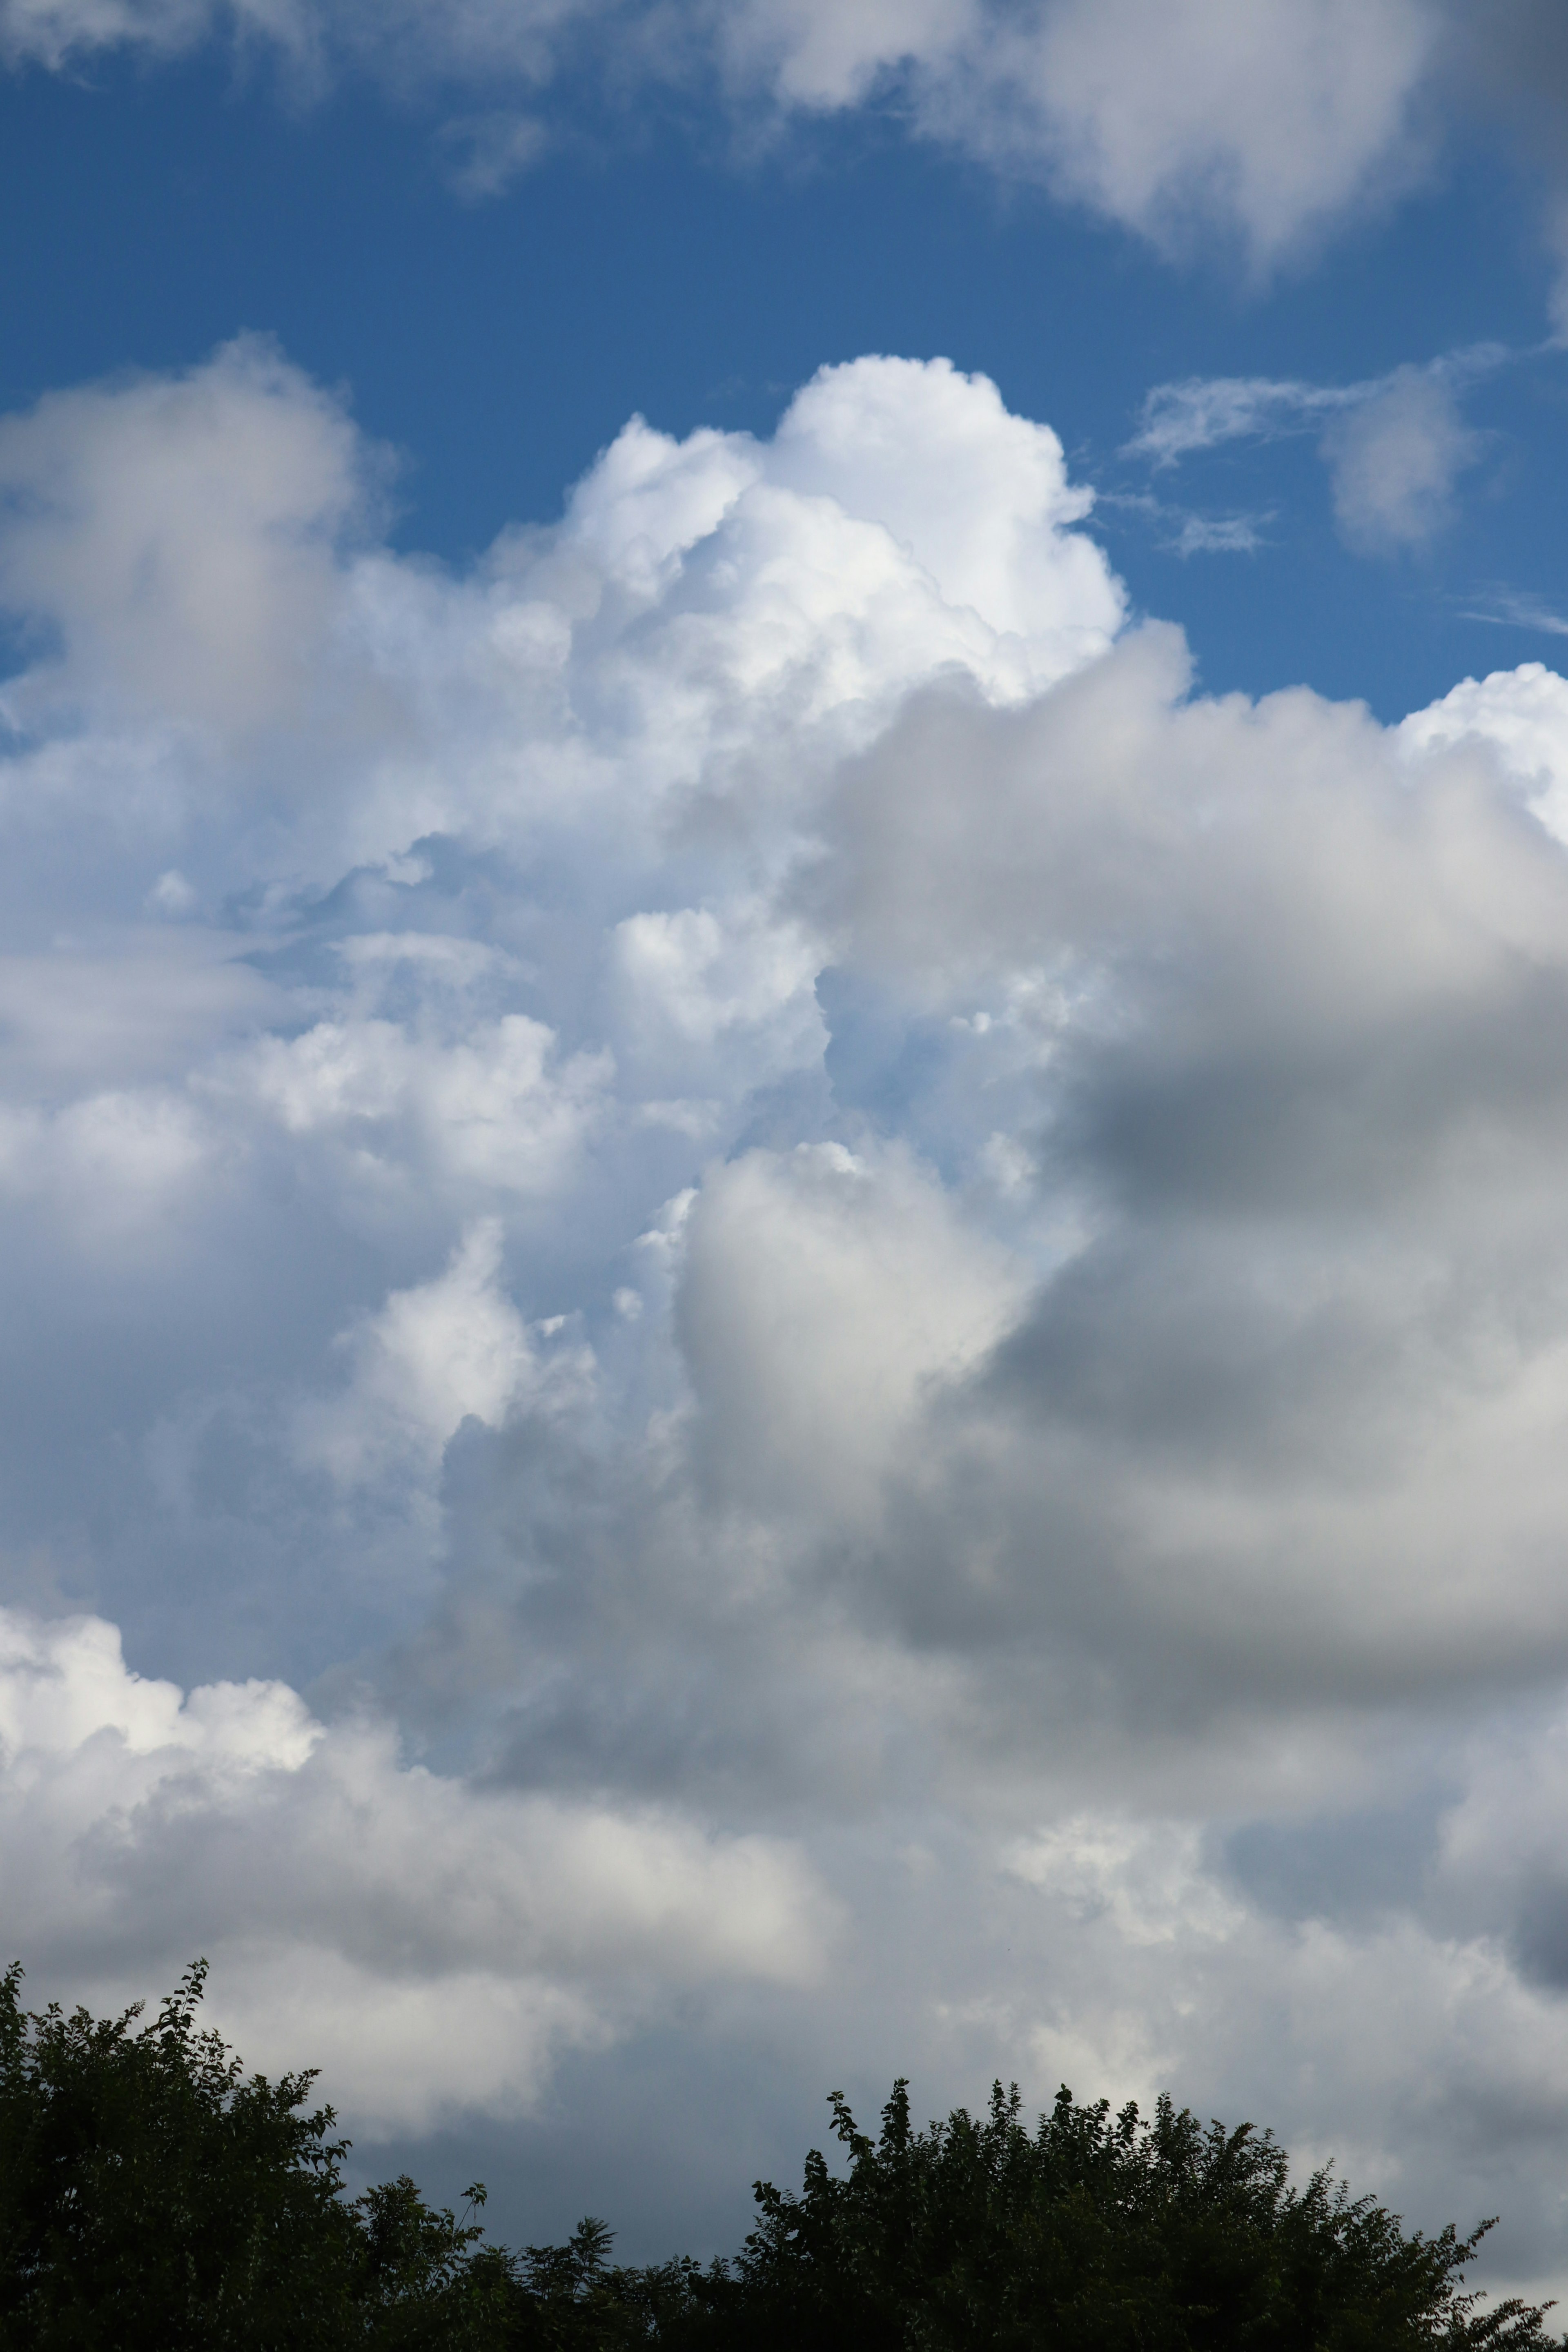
[18,0,1568,2301]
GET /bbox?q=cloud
[26,0,1568,319]
[1444,3,1568,338]
[14,337,1568,2281]
[936,0,1439,270]
[436,111,549,200]
[1321,365,1481,554]
[1399,657,1568,836]
[226,1012,612,1203]
[777,626,1568,1765]
[1126,372,1359,465]
[1169,511,1269,556]
[1457,587,1568,639]
[1128,349,1498,555]
[678,1139,1027,1527]
[1129,343,1507,463]
[0,0,1448,271]
[1094,489,1270,559]
[294,1218,586,1488]
[0,336,373,745]
[0,1604,834,2133]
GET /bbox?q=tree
[0,1959,499,2348]
[712,2078,1566,2352]
[0,1961,1559,2350]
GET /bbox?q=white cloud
[232,1014,612,1198]
[0,336,370,744]
[13,337,1568,2281]
[1170,511,1269,556]
[943,0,1439,269]
[0,1088,215,1248]
[612,903,824,1098]
[0,0,1451,271]
[1322,365,1481,554]
[436,109,549,199]
[0,0,209,69]
[1126,372,1358,464]
[1129,349,1499,555]
[0,348,1120,908]
[1399,658,1568,839]
[1457,588,1568,640]
[0,1605,834,2133]
[0,936,279,1094]
[296,1219,568,1485]
[677,1140,1028,1527]
[768,356,1113,653]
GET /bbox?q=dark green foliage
[699,2077,1566,2351]
[0,1957,359,2348]
[0,1962,1558,2351]
[0,1960,498,2348]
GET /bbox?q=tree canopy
[0,1961,1556,2350]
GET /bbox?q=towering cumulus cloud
[9,341,1568,2277]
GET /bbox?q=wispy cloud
[1171,510,1272,555]
[1095,488,1271,558]
[1124,344,1521,559]
[1126,343,1512,467]
[1458,585,1568,637]
[1126,374,1357,465]
[436,112,549,201]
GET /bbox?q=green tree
[0,1959,503,2348]
[0,1960,1560,2352]
[0,1957,361,2346]
[714,2078,1566,2352]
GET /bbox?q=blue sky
[17,0,1568,2301]
[9,33,1568,721]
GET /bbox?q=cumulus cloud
[13,336,1568,2281]
[678,1140,1027,1527]
[1402,657,1568,824]
[0,1606,833,2132]
[295,1218,579,1488]
[0,336,371,744]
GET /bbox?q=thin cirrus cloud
[10,336,1568,2278]
[1461,586,1568,639]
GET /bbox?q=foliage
[0,1959,495,2348]
[702,2077,1566,2351]
[0,1962,1559,2350]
